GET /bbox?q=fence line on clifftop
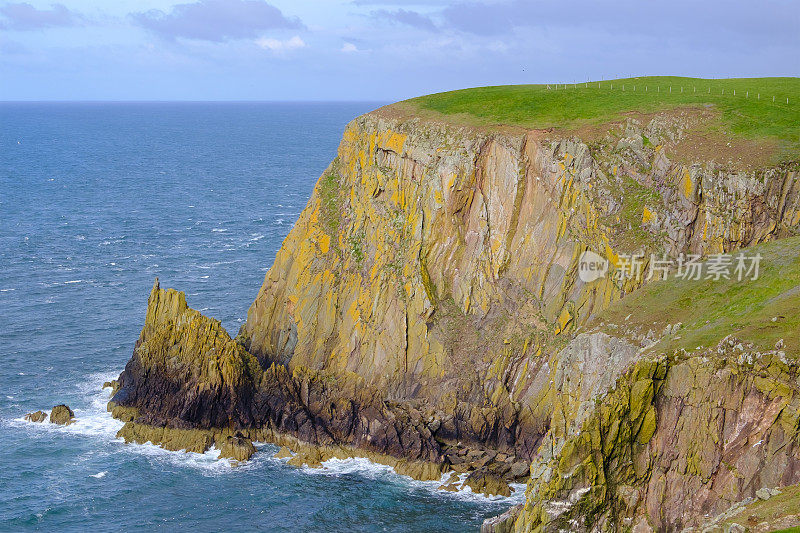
[544,82,791,106]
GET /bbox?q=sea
[0,102,524,532]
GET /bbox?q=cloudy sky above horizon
[1,0,798,101]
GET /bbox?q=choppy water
[0,103,523,532]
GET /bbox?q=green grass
[318,172,341,238]
[592,236,800,357]
[404,76,800,156]
[720,483,800,531]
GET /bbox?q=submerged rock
[438,472,460,492]
[49,404,74,425]
[24,410,47,423]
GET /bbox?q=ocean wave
[300,456,528,505]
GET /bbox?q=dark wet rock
[116,421,214,454]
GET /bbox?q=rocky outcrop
[103,380,120,396]
[482,505,523,533]
[49,404,75,425]
[219,433,256,462]
[110,279,448,475]
[512,335,800,532]
[25,410,47,423]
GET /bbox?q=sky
[0,0,798,101]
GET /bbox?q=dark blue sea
[0,103,523,532]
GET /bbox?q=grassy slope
[721,483,800,531]
[591,236,800,358]
[404,76,800,160]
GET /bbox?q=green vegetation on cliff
[403,76,800,160]
[594,236,800,357]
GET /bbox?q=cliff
[108,80,800,530]
[238,106,798,463]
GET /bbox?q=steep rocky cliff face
[239,109,798,461]
[110,105,799,529]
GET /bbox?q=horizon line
[0,99,390,104]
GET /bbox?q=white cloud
[255,35,306,52]
[340,42,358,53]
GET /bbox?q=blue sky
[1,0,798,101]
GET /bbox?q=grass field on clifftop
[404,77,800,159]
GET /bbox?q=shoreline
[13,378,527,507]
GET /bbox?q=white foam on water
[117,439,237,474]
[296,456,528,505]
[14,367,531,502]
[0,288,15,292]
[90,471,107,478]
